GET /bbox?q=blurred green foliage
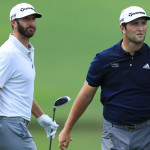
[1,0,150,149]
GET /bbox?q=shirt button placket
[130,56,134,67]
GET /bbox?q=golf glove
[37,114,59,139]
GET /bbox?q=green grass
[28,117,103,150]
[1,0,150,149]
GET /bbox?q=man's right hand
[58,129,72,150]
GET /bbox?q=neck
[121,39,143,56]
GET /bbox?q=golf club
[49,96,71,150]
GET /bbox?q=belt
[104,119,150,130]
[0,116,29,126]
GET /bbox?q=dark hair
[122,23,127,30]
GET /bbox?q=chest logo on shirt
[143,63,150,70]
[111,63,119,68]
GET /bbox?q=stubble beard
[126,33,145,45]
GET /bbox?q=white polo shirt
[0,34,35,121]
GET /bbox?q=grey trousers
[0,119,37,150]
[101,120,150,150]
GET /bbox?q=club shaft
[52,108,56,121]
[49,137,53,150]
[49,108,56,150]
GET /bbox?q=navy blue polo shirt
[86,40,150,125]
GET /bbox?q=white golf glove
[37,114,59,139]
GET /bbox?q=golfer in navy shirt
[59,6,150,150]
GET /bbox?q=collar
[117,39,144,56]
[9,34,34,56]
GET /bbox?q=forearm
[58,82,98,149]
[63,82,98,132]
[63,96,90,132]
[32,99,44,118]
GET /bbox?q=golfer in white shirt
[0,3,58,150]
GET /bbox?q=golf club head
[54,96,71,108]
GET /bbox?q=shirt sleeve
[86,53,105,87]
[0,50,14,88]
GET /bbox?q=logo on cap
[10,14,16,20]
[20,7,35,12]
[128,11,145,17]
[120,18,124,24]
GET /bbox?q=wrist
[63,125,72,134]
[37,114,48,125]
[37,114,45,119]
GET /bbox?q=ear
[11,20,17,28]
[120,24,126,34]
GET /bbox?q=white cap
[10,3,42,20]
[120,6,150,25]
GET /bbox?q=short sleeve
[0,50,14,88]
[86,53,105,87]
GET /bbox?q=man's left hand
[37,114,59,139]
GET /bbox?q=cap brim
[122,16,150,24]
[15,12,43,19]
[129,16,150,22]
[34,13,42,18]
[144,16,150,20]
